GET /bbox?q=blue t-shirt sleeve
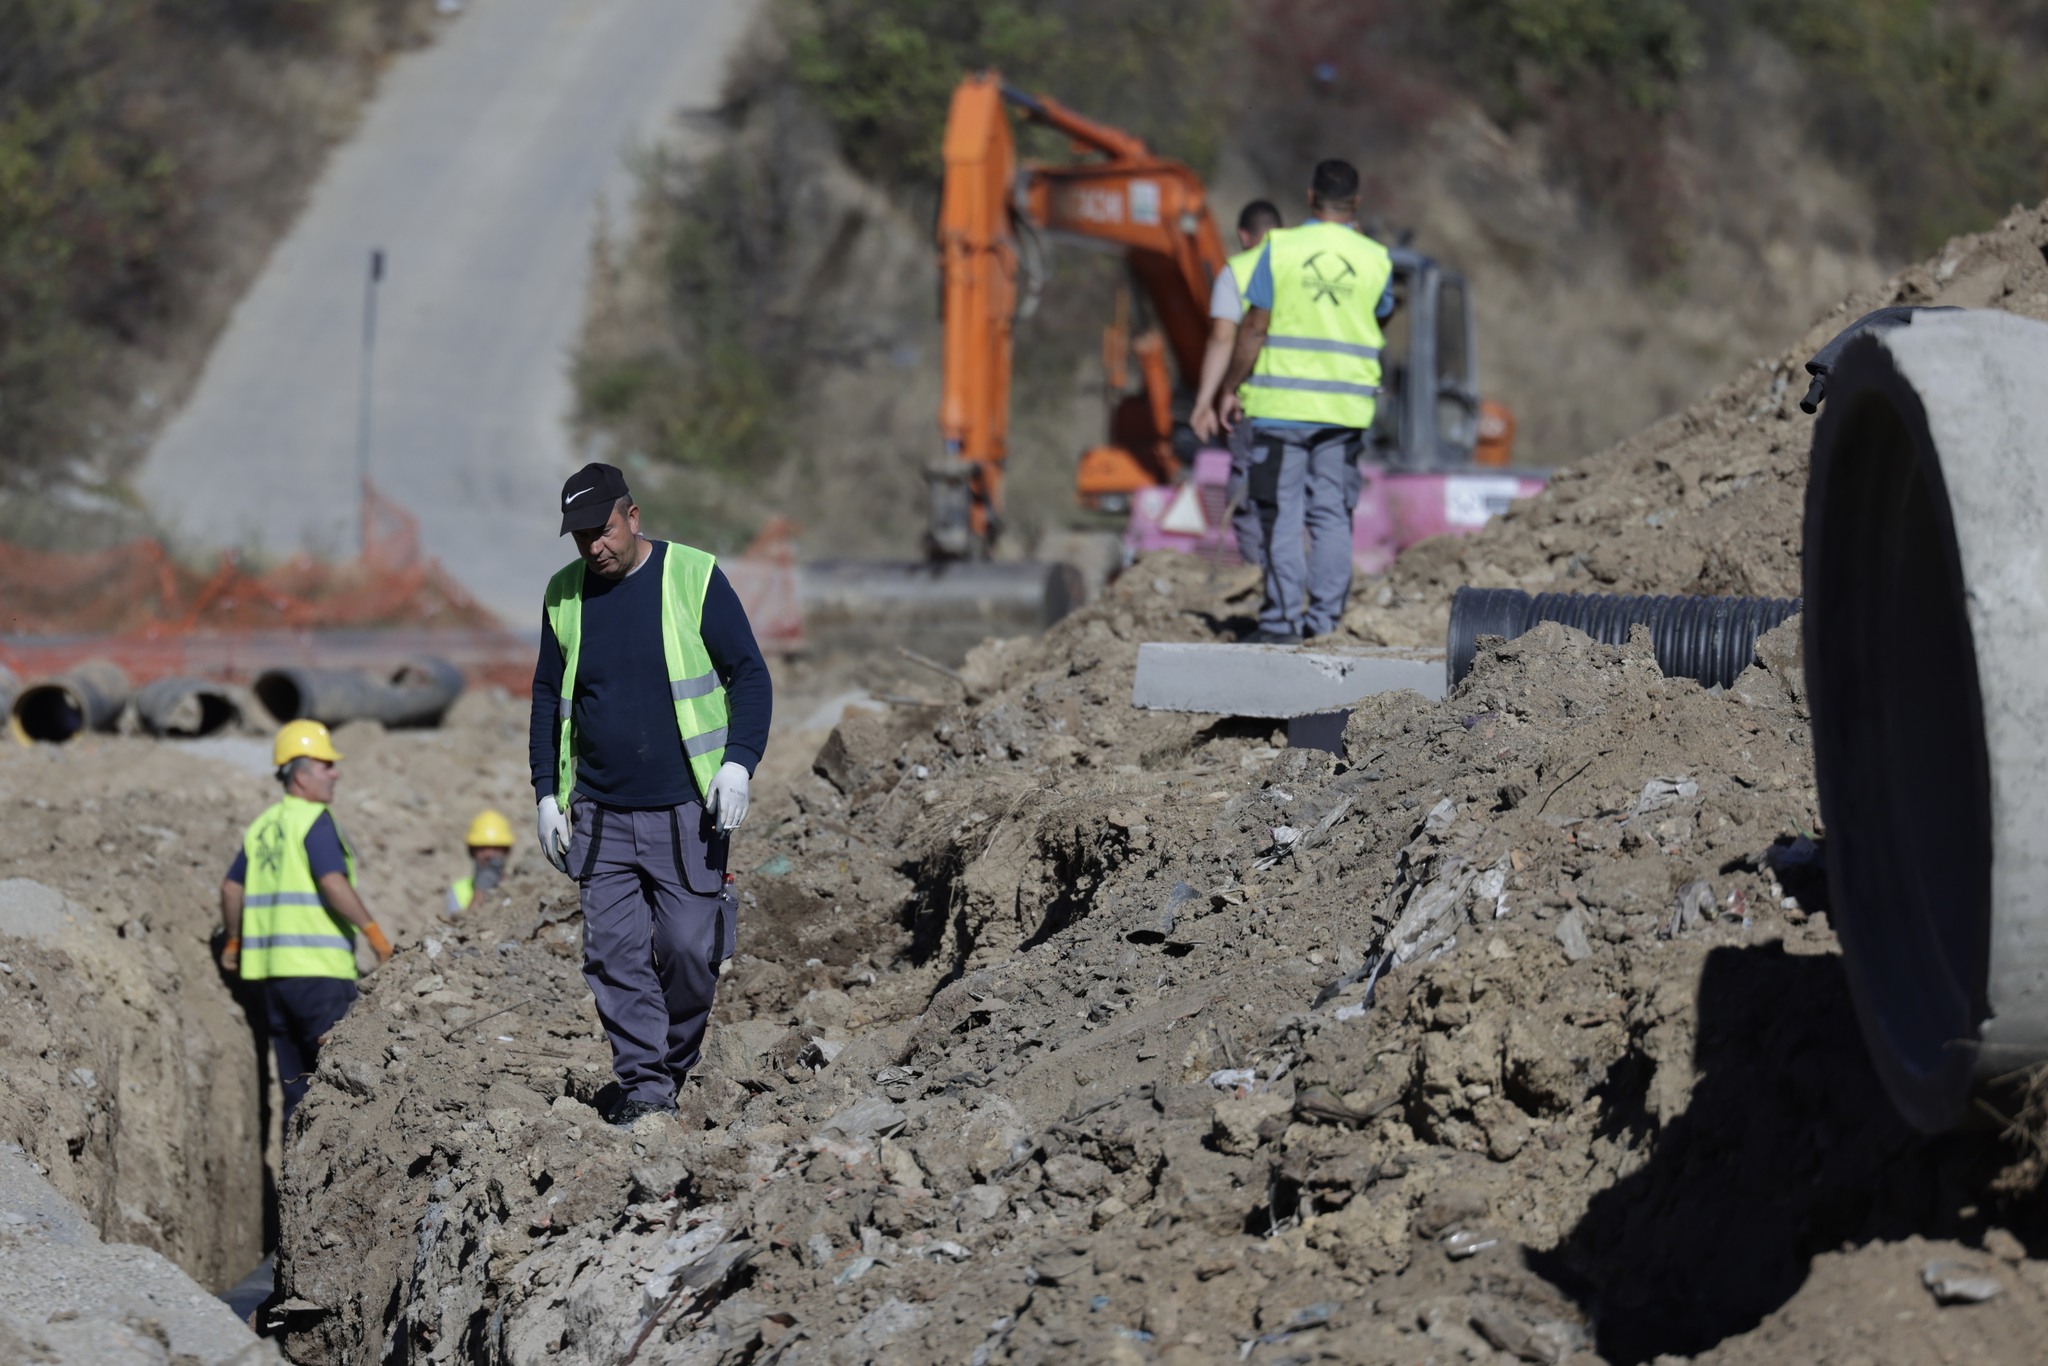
[1245,244,1274,311]
[225,849,247,885]
[1377,281,1395,321]
[303,812,349,881]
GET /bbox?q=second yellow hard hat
[466,808,515,848]
[273,719,342,767]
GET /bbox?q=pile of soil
[267,202,2048,1366]
[1341,198,2048,650]
[18,202,2048,1361]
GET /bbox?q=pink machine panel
[1124,448,1547,573]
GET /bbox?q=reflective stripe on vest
[238,795,359,981]
[1244,221,1392,430]
[544,542,730,808]
[1244,375,1380,397]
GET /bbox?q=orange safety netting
[0,486,806,693]
[0,483,497,638]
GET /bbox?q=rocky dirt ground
[9,203,2048,1364]
[262,204,2048,1365]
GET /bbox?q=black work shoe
[604,1097,675,1128]
[1246,629,1303,645]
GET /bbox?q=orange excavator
[801,75,1527,662]
[933,73,1226,555]
[931,71,1526,571]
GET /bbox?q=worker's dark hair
[1237,200,1282,235]
[1310,159,1360,206]
[612,493,634,521]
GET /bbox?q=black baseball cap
[559,461,631,535]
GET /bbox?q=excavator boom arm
[937,72,1227,549]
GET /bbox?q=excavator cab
[1370,250,1490,471]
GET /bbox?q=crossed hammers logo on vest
[1300,250,1357,305]
[254,817,287,878]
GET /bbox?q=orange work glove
[362,923,394,966]
[218,936,240,973]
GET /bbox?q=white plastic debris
[1206,1068,1259,1093]
[1923,1260,2004,1304]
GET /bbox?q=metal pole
[356,248,385,557]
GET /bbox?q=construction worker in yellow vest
[1215,159,1397,644]
[530,462,773,1129]
[1191,199,1284,568]
[216,720,393,1128]
[445,808,514,918]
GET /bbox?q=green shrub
[1451,0,1705,116]
[0,0,427,490]
[1751,0,2048,252]
[782,0,1232,190]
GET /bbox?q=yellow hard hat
[273,719,342,767]
[466,808,514,848]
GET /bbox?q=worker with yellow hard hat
[215,719,392,1128]
[446,808,514,918]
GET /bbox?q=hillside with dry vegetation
[574,0,2048,557]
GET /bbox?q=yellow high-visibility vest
[544,542,730,807]
[1244,220,1392,430]
[1226,245,1262,299]
[239,796,358,981]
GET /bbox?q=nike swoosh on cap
[564,487,594,505]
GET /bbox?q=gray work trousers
[1247,424,1365,635]
[570,799,736,1106]
[1226,421,1265,569]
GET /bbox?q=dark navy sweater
[529,542,772,809]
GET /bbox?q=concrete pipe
[1804,308,2048,1132]
[12,660,132,742]
[135,678,244,739]
[0,664,16,722]
[253,656,464,729]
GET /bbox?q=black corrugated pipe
[135,678,244,738]
[1447,588,1801,691]
[253,656,464,729]
[12,660,132,741]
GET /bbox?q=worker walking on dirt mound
[215,720,394,1128]
[530,461,772,1129]
[1216,159,1396,644]
[1191,199,1285,568]
[445,809,513,918]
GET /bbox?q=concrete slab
[0,1145,272,1364]
[1131,643,1446,716]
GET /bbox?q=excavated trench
[258,202,2048,1366]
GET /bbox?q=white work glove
[536,796,570,874]
[706,762,750,833]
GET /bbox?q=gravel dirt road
[137,0,754,625]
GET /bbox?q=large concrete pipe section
[254,656,464,729]
[1805,308,2048,1132]
[11,660,132,742]
[135,678,244,738]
